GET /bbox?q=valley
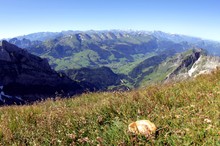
[6,30,220,92]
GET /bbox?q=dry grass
[0,70,220,145]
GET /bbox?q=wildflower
[57,139,61,143]
[175,115,181,119]
[96,136,103,143]
[204,118,212,123]
[78,137,89,143]
[67,134,76,140]
[205,124,213,130]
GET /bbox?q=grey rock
[0,47,11,61]
[0,41,83,105]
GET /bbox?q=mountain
[7,30,220,90]
[0,41,85,105]
[122,48,220,87]
[150,31,220,55]
[9,31,192,72]
[14,32,62,41]
[150,31,203,43]
[166,49,220,81]
[62,48,220,89]
[1,31,220,105]
[127,49,178,87]
[10,30,220,55]
[64,66,131,91]
[13,30,86,41]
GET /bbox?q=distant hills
[8,30,192,71]
[1,30,220,104]
[9,31,220,70]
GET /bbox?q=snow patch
[188,66,198,77]
[0,94,2,102]
[188,55,202,76]
[0,85,23,103]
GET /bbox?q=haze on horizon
[0,0,220,41]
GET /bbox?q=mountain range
[1,30,220,105]
[8,31,220,71]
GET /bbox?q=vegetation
[10,31,216,90]
[10,31,190,72]
[0,68,220,145]
[64,66,123,91]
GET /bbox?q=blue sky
[0,0,220,41]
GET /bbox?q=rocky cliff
[0,41,83,105]
[165,48,220,81]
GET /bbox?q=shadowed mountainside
[0,41,87,105]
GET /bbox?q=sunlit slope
[0,69,219,145]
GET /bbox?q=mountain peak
[0,40,8,47]
[0,40,13,62]
[1,40,22,52]
[0,40,9,46]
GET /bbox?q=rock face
[166,48,203,80]
[0,41,83,105]
[165,48,220,81]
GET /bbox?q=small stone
[205,124,213,130]
[67,134,76,140]
[175,115,181,118]
[204,118,212,123]
[128,120,156,136]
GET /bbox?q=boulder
[128,120,156,136]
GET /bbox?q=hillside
[2,38,220,105]
[0,68,219,145]
[0,40,208,105]
[63,66,131,91]
[0,41,86,105]
[63,48,220,89]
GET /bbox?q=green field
[0,69,219,145]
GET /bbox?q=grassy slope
[0,70,220,145]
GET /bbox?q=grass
[0,70,220,145]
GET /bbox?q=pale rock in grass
[128,120,156,136]
[204,118,212,123]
